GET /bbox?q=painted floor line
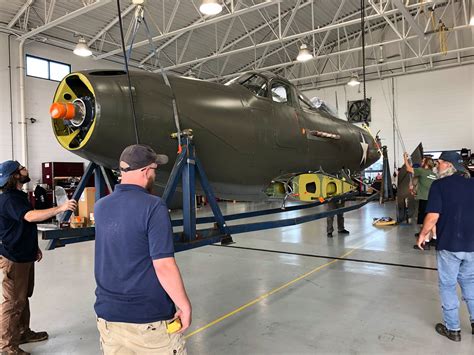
[185,241,368,339]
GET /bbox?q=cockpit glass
[298,92,315,110]
[226,73,268,98]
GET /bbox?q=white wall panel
[0,33,121,184]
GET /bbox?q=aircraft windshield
[226,73,268,98]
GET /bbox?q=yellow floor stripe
[185,244,365,339]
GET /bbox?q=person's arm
[403,152,414,174]
[153,258,192,333]
[417,213,440,249]
[24,199,77,223]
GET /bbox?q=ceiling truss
[0,0,472,90]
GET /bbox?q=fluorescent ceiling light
[347,74,360,86]
[73,37,92,57]
[200,0,222,15]
[296,44,313,62]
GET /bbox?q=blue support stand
[44,162,115,249]
[163,135,232,249]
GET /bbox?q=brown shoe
[19,330,48,344]
[435,323,461,342]
[0,345,31,355]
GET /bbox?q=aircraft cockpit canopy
[225,72,269,98]
[226,72,340,119]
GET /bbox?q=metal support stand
[43,162,115,249]
[163,134,233,250]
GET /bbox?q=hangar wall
[1,31,473,184]
[304,64,474,168]
[0,33,120,183]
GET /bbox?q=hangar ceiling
[0,0,473,89]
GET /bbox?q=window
[271,83,291,103]
[239,74,268,98]
[26,55,71,81]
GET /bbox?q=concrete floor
[3,200,474,354]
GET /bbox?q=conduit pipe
[19,38,27,169]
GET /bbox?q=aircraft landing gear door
[270,81,303,150]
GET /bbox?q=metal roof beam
[391,0,426,38]
[183,1,312,75]
[96,1,281,61]
[294,46,474,83]
[18,0,112,40]
[8,0,35,28]
[208,24,471,82]
[88,3,135,47]
[154,2,430,73]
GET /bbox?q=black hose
[116,0,140,144]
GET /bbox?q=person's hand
[175,307,192,334]
[36,249,43,262]
[417,233,426,250]
[403,152,409,159]
[59,199,77,213]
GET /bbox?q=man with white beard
[417,151,473,342]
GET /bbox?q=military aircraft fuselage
[51,70,379,201]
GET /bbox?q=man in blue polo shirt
[94,144,191,354]
[417,151,474,342]
[0,160,76,355]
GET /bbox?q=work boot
[0,345,31,355]
[327,233,333,238]
[471,322,474,334]
[19,330,48,344]
[435,323,461,342]
[338,229,350,234]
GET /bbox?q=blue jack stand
[163,133,233,251]
[42,162,116,250]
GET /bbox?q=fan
[366,45,400,63]
[347,99,371,123]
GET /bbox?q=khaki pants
[97,318,187,355]
[0,256,34,351]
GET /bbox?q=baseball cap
[119,144,168,172]
[0,160,20,187]
[438,151,467,173]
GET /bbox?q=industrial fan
[347,98,371,123]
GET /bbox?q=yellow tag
[166,318,182,334]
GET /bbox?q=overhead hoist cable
[116,0,183,151]
[140,16,183,152]
[116,0,139,144]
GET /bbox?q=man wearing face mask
[417,151,474,342]
[0,160,77,355]
[94,144,191,354]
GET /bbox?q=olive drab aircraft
[49,70,380,202]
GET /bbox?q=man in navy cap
[94,144,191,354]
[0,160,77,355]
[417,151,474,342]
